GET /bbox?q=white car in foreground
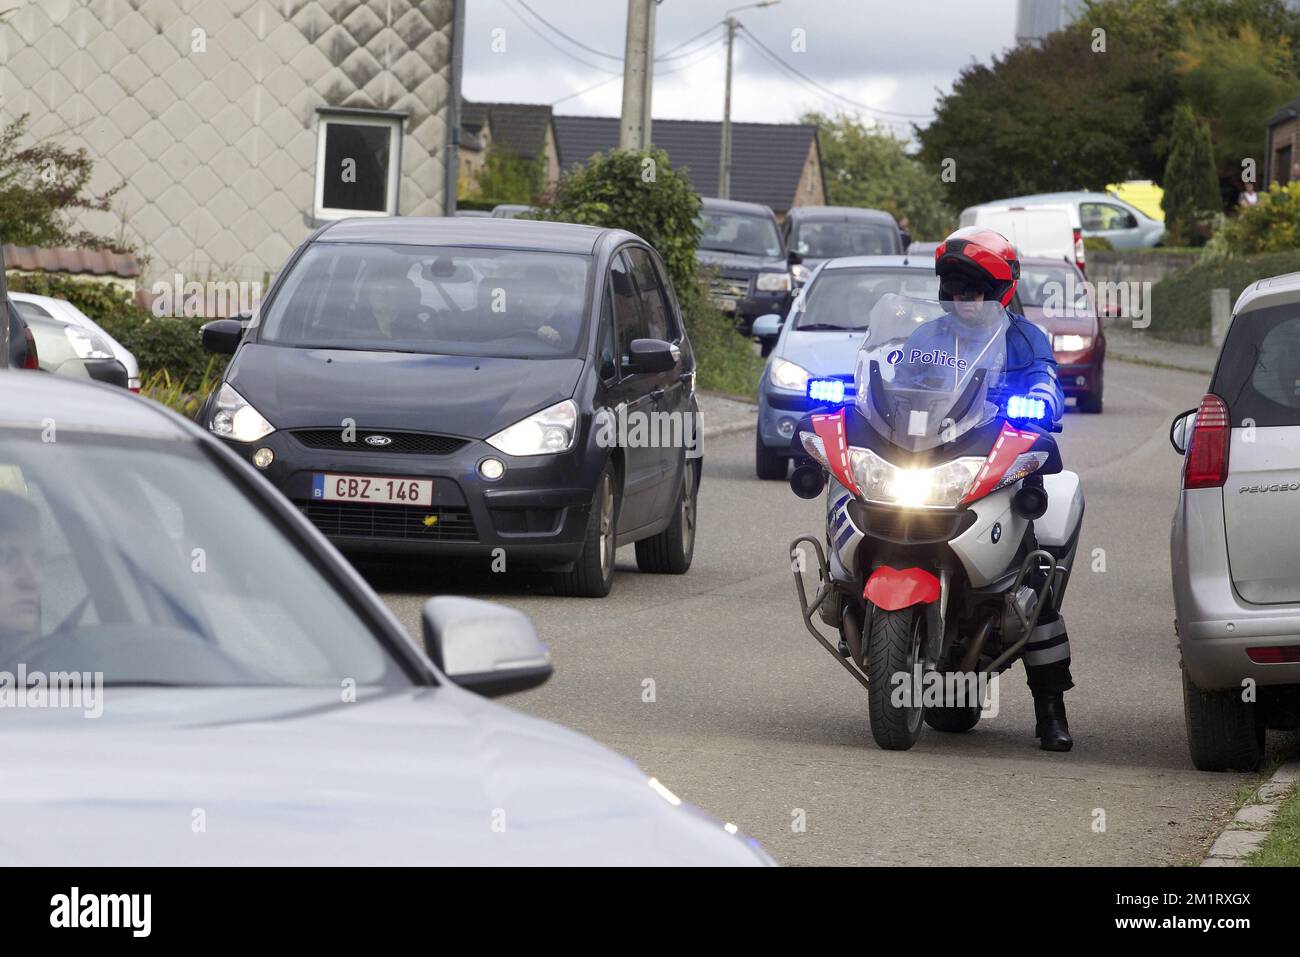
[0,373,771,866]
[7,291,141,391]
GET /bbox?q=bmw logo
[364,434,393,447]
[886,349,904,365]
[990,522,1002,544]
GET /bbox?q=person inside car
[0,489,42,656]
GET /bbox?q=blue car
[753,257,939,479]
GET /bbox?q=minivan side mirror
[1170,409,1197,455]
[752,314,782,339]
[201,318,245,355]
[627,338,679,373]
[421,596,552,698]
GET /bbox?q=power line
[736,25,933,121]
[513,0,623,61]
[502,0,623,74]
[550,37,724,107]
[656,22,726,60]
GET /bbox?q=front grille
[301,502,477,542]
[292,429,468,455]
[850,503,976,545]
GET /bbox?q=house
[552,115,825,216]
[1265,95,1300,187]
[0,0,466,290]
[2,245,142,298]
[459,101,561,196]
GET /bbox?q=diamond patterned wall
[0,0,455,284]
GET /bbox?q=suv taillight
[1073,228,1086,273]
[1184,393,1230,489]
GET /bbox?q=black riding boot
[1033,694,1073,752]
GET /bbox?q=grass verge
[1246,782,1300,867]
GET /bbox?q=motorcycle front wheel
[866,606,926,750]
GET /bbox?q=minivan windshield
[258,243,591,358]
[793,268,939,331]
[793,221,899,259]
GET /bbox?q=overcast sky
[462,0,1019,136]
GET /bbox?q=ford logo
[364,435,393,447]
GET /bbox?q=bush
[675,278,765,397]
[1214,181,1300,255]
[535,147,701,293]
[5,272,224,385]
[1148,249,1300,343]
[1161,104,1221,246]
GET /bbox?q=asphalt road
[365,358,1293,866]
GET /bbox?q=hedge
[1147,250,1300,344]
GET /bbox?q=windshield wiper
[797,323,855,331]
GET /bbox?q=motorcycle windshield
[852,295,1008,453]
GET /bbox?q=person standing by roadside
[1238,181,1259,210]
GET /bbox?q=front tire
[635,459,697,574]
[1183,668,1264,771]
[755,431,787,480]
[553,464,617,598]
[1077,388,1103,414]
[866,606,926,750]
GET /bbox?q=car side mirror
[421,596,552,698]
[1170,409,1196,455]
[201,318,244,355]
[787,249,803,266]
[751,314,782,339]
[627,338,679,373]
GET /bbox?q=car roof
[787,205,898,225]
[1237,270,1300,312]
[1019,256,1082,270]
[699,197,777,218]
[0,371,189,439]
[316,217,609,255]
[988,191,1129,206]
[820,255,928,271]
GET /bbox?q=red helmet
[934,227,1020,308]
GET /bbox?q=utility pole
[719,2,779,199]
[619,0,656,150]
[719,17,736,199]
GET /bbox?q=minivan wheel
[1077,389,1103,414]
[1183,668,1264,772]
[553,465,617,598]
[755,431,787,480]
[635,460,696,574]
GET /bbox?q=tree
[464,144,544,205]
[917,24,1175,210]
[802,112,952,240]
[1162,103,1221,244]
[0,113,126,250]
[535,148,701,293]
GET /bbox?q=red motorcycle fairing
[864,565,942,611]
[811,409,860,497]
[960,423,1041,505]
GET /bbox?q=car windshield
[793,268,939,331]
[793,221,898,259]
[257,243,591,359]
[1018,263,1092,314]
[852,295,1008,452]
[697,210,782,258]
[0,431,405,687]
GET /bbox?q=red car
[1016,257,1106,414]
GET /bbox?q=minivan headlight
[486,399,578,456]
[208,383,275,443]
[769,358,809,392]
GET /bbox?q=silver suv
[1170,273,1300,771]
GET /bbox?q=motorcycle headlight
[486,399,578,457]
[755,271,792,292]
[208,383,274,443]
[848,447,984,509]
[769,358,810,392]
[64,327,114,360]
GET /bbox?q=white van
[959,202,1085,274]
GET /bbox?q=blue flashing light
[807,378,846,404]
[1006,394,1047,421]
